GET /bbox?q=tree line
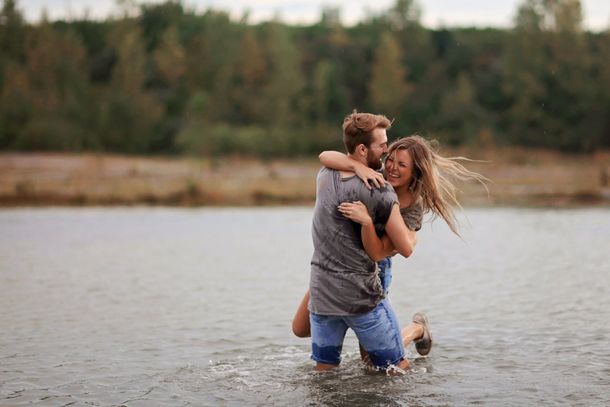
[1,0,609,156]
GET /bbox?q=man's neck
[346,153,367,167]
[338,153,369,178]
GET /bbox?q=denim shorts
[310,298,405,369]
[378,257,393,295]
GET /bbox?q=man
[308,111,422,372]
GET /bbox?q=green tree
[0,0,25,63]
[100,20,162,152]
[306,57,349,125]
[590,30,610,148]
[438,73,487,145]
[1,0,608,156]
[260,22,304,126]
[139,0,185,51]
[152,24,188,151]
[385,0,421,31]
[154,25,186,85]
[0,61,27,147]
[505,0,593,150]
[232,28,267,123]
[1,19,94,150]
[503,1,548,146]
[544,0,594,150]
[368,31,409,118]
[183,10,240,123]
[0,0,26,147]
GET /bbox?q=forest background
[1,0,609,206]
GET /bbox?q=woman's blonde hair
[386,135,488,236]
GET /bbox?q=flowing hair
[386,135,488,236]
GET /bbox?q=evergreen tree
[152,24,188,151]
[311,59,347,122]
[184,10,240,123]
[0,0,25,63]
[368,31,409,119]
[545,0,593,150]
[505,0,593,150]
[154,25,185,85]
[438,73,487,146]
[260,22,304,126]
[1,18,93,150]
[590,30,610,148]
[100,20,162,152]
[385,0,421,31]
[232,28,267,124]
[0,0,26,147]
[0,0,608,155]
[503,1,547,146]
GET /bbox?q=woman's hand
[338,201,373,226]
[353,164,385,190]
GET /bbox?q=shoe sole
[413,313,432,356]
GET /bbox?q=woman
[292,135,487,357]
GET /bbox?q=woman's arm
[319,151,385,189]
[384,205,417,258]
[360,222,398,261]
[338,201,416,261]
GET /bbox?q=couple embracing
[292,111,486,373]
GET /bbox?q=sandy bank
[1,150,609,207]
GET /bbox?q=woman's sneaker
[412,312,432,356]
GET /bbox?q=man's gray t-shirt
[309,167,399,316]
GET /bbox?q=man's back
[309,167,397,315]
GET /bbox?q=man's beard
[366,151,383,170]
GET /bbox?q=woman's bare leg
[292,290,311,338]
[401,323,424,349]
[402,312,432,355]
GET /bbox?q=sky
[18,0,610,31]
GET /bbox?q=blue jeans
[310,298,405,369]
[378,257,393,296]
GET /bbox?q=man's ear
[355,144,367,157]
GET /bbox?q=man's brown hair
[342,111,392,154]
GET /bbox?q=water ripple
[1,207,609,406]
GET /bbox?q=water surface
[1,207,609,406]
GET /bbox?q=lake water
[1,207,609,406]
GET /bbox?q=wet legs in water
[292,290,428,352]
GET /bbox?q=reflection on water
[1,207,609,406]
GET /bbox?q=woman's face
[385,148,414,190]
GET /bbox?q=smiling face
[365,128,389,170]
[384,148,414,190]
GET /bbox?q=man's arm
[384,204,417,258]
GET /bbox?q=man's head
[342,111,391,170]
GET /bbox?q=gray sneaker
[413,312,432,356]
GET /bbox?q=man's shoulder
[317,166,338,177]
[316,167,340,195]
[359,183,398,223]
[371,182,397,200]
[317,166,333,180]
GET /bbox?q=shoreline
[2,191,608,208]
[1,151,609,208]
